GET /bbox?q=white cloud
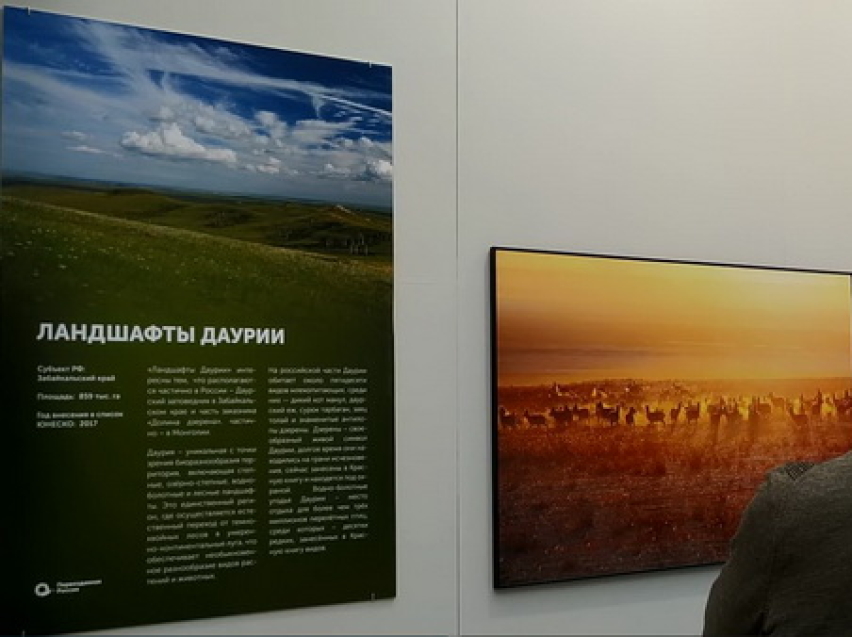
[322,162,351,178]
[373,140,393,159]
[244,155,284,175]
[62,131,87,141]
[256,111,277,128]
[147,99,254,141]
[193,115,218,134]
[292,119,353,146]
[364,158,393,182]
[68,144,110,155]
[150,105,176,121]
[120,123,237,165]
[320,158,392,183]
[255,110,287,141]
[190,103,253,139]
[328,135,390,162]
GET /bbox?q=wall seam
[454,0,462,635]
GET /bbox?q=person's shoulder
[766,451,852,518]
[758,461,817,499]
[768,451,852,485]
[772,460,817,482]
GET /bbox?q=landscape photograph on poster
[491,247,852,588]
[2,7,393,634]
[2,7,393,333]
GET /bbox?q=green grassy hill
[2,182,392,263]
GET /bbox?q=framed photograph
[491,246,852,588]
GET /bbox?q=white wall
[7,1,852,635]
[458,1,852,635]
[2,0,458,635]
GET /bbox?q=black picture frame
[491,246,852,588]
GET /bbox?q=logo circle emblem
[34,582,52,597]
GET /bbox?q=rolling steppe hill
[2,179,392,263]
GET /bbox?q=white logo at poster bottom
[33,579,103,597]
[34,582,52,597]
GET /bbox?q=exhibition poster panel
[1,8,394,634]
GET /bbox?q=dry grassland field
[496,378,852,587]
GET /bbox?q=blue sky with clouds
[2,8,392,209]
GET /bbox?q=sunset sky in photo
[495,250,852,385]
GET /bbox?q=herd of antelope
[498,388,852,430]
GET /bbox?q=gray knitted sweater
[703,451,852,636]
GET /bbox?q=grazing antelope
[572,404,591,424]
[669,402,682,427]
[708,400,723,427]
[724,401,743,426]
[645,405,665,426]
[596,401,619,426]
[787,405,808,427]
[769,392,787,413]
[498,406,517,428]
[809,391,824,421]
[684,402,700,426]
[757,400,772,418]
[625,406,638,426]
[747,403,760,427]
[833,391,852,421]
[524,410,548,427]
[549,406,573,426]
[746,403,761,443]
[841,397,852,421]
[749,397,767,421]
[605,405,620,427]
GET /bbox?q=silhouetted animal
[788,405,808,427]
[769,393,787,412]
[549,406,573,426]
[572,404,591,424]
[498,406,517,428]
[755,398,772,418]
[809,391,824,421]
[669,402,682,426]
[708,400,724,427]
[645,405,665,425]
[605,406,620,426]
[747,404,760,427]
[724,401,743,425]
[685,403,700,426]
[524,410,547,427]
